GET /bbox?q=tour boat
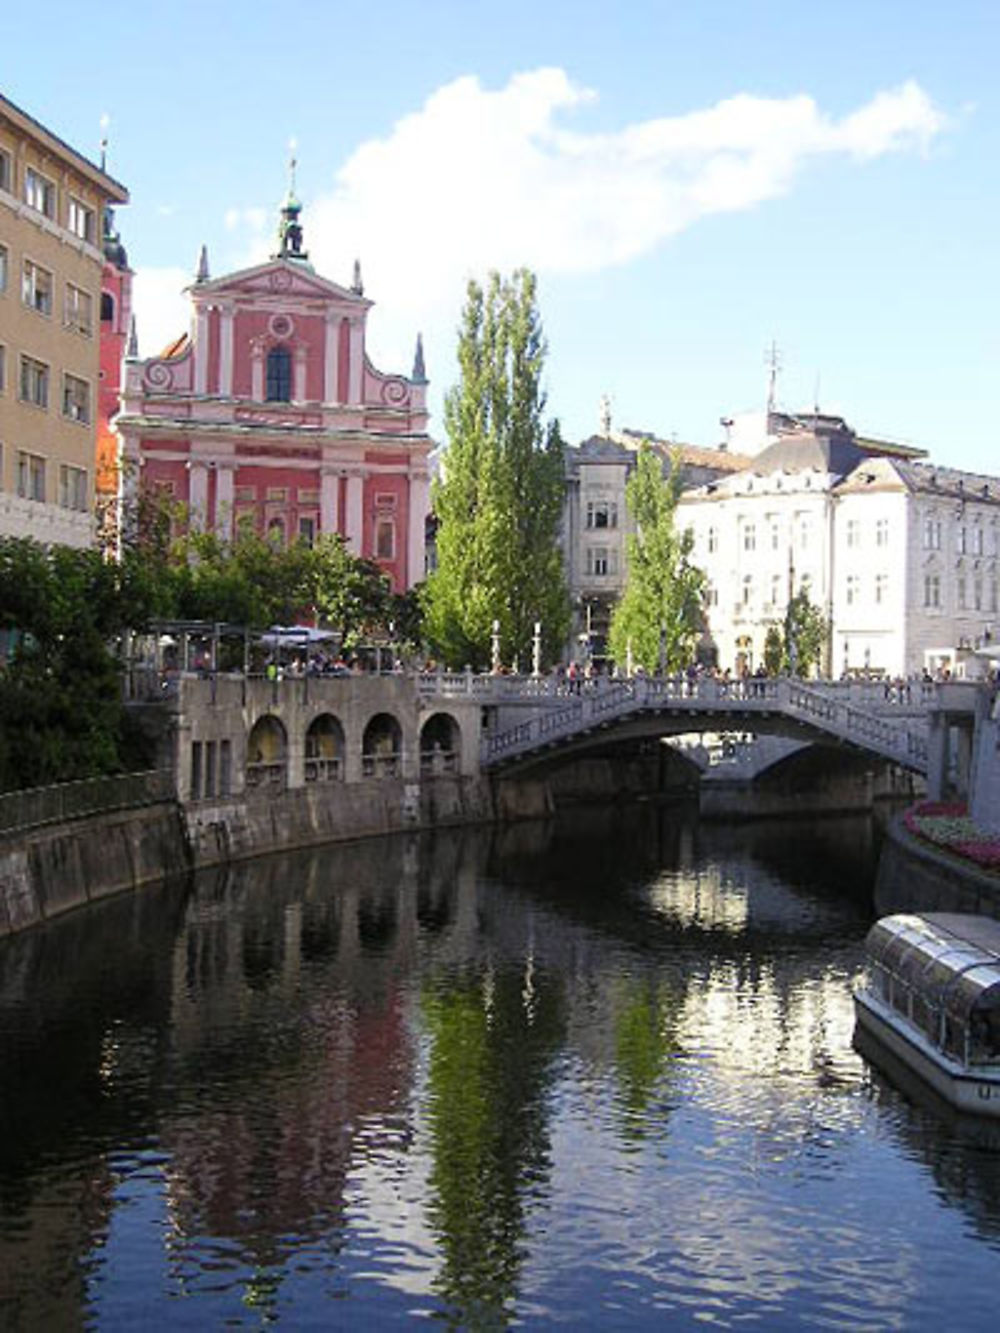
[854,912,1000,1117]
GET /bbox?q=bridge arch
[420,711,462,775]
[305,713,345,783]
[247,714,288,791]
[362,712,402,779]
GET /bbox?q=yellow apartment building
[0,93,128,547]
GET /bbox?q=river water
[2,804,1000,1329]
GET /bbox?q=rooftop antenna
[764,338,782,416]
[287,136,298,198]
[99,113,110,172]
[599,393,612,437]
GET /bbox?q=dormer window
[266,344,292,402]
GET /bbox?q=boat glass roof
[866,914,1000,1021]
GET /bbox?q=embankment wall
[0,773,556,938]
[875,816,1000,916]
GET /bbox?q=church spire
[412,332,427,383]
[274,141,309,263]
[195,244,210,283]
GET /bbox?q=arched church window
[266,344,292,402]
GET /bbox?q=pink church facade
[118,198,432,592]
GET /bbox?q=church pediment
[193,259,371,308]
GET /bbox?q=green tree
[763,624,784,675]
[424,269,569,670]
[783,588,829,677]
[608,444,704,672]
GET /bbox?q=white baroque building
[679,419,1000,679]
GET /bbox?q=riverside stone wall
[875,816,1000,917]
[0,802,188,937]
[0,773,538,938]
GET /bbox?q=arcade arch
[362,713,402,779]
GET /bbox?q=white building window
[875,573,888,605]
[923,515,941,550]
[923,574,941,609]
[24,166,56,218]
[973,526,984,556]
[705,582,718,608]
[707,527,718,554]
[974,577,983,611]
[846,574,860,606]
[742,523,756,553]
[67,196,96,244]
[798,517,811,549]
[876,518,889,547]
[770,573,782,607]
[298,515,315,547]
[846,519,861,548]
[59,464,88,511]
[741,575,753,606]
[22,259,53,316]
[958,527,968,555]
[19,355,49,408]
[62,373,91,424]
[0,243,7,292]
[586,499,617,529]
[957,576,967,610]
[990,581,998,613]
[0,344,5,394]
[0,148,11,193]
[586,546,616,576]
[17,451,46,501]
[64,283,93,336]
[770,521,780,551]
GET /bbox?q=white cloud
[133,69,947,380]
[131,266,191,356]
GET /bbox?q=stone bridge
[417,673,985,799]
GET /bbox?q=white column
[194,304,209,395]
[320,467,340,536]
[215,463,234,540]
[189,460,209,531]
[407,470,430,588]
[348,318,364,404]
[294,346,308,402]
[324,312,340,403]
[251,346,264,401]
[345,472,364,555]
[219,304,234,396]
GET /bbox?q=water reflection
[2,808,1000,1327]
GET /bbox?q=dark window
[100,291,114,323]
[266,344,292,401]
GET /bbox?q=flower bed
[903,801,1000,875]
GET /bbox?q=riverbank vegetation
[423,269,569,671]
[0,522,414,792]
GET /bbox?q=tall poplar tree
[424,270,569,670]
[608,443,704,673]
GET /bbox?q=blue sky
[4,1,995,470]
